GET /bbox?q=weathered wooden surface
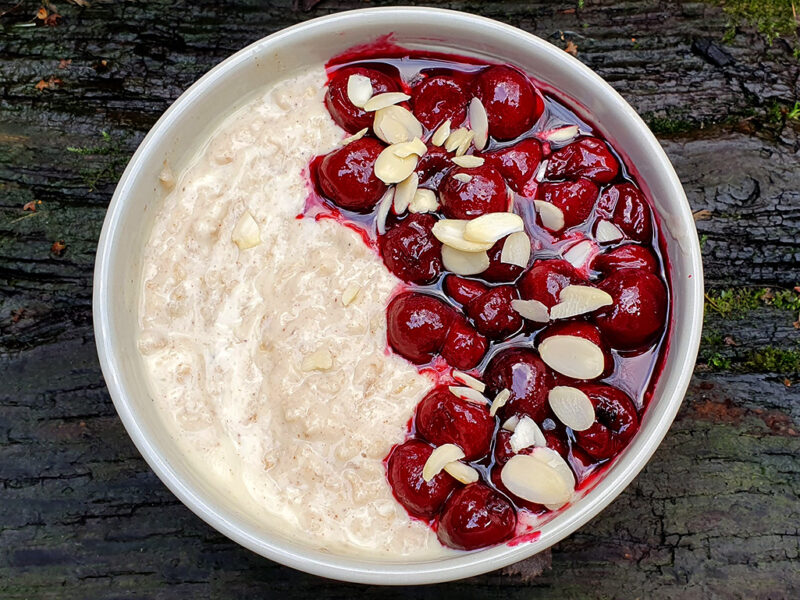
[1,0,799,597]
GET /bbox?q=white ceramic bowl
[93,7,703,585]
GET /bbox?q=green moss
[645,116,696,135]
[745,347,800,373]
[705,287,800,318]
[716,0,799,45]
[66,130,128,191]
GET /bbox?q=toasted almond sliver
[374,147,418,184]
[363,92,411,112]
[550,285,613,320]
[423,444,465,482]
[501,231,532,268]
[443,461,480,484]
[541,125,579,144]
[373,105,423,145]
[563,240,595,269]
[393,172,418,214]
[511,298,550,323]
[463,212,524,244]
[409,188,439,214]
[534,159,549,183]
[509,415,547,452]
[431,119,452,147]
[301,348,333,372]
[346,74,373,108]
[375,187,395,235]
[232,212,261,250]
[442,245,490,276]
[448,385,489,405]
[432,220,495,252]
[539,334,605,380]
[452,155,485,168]
[501,450,574,505]
[445,128,472,153]
[502,415,520,432]
[534,200,565,231]
[489,388,511,417]
[469,97,489,151]
[549,386,595,431]
[452,370,485,393]
[453,173,473,183]
[595,219,624,243]
[340,127,368,146]
[391,137,427,158]
[341,283,361,306]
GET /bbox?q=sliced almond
[539,334,605,380]
[423,443,465,482]
[511,298,549,323]
[373,106,423,145]
[444,127,472,153]
[346,74,373,108]
[534,159,549,183]
[452,370,485,393]
[595,219,624,243]
[374,147,418,184]
[451,155,485,168]
[501,450,574,506]
[431,119,452,147]
[448,385,489,405]
[375,187,395,235]
[442,245,490,276]
[408,188,439,214]
[301,348,333,372]
[363,92,411,112]
[393,172,418,214]
[340,127,368,146]
[391,137,427,158]
[509,415,547,452]
[548,386,595,431]
[563,240,595,269]
[501,231,532,268]
[453,173,473,184]
[456,130,475,156]
[232,212,260,250]
[502,415,520,432]
[432,220,495,252]
[443,461,480,484]
[541,125,579,144]
[489,388,511,417]
[534,200,565,231]
[469,97,489,151]
[550,285,613,320]
[341,283,361,306]
[463,212,524,244]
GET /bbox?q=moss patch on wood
[705,287,800,317]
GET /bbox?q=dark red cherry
[607,183,653,242]
[473,65,543,140]
[480,239,526,283]
[595,269,667,351]
[574,383,639,460]
[443,275,489,305]
[415,386,495,461]
[415,144,452,187]
[380,213,443,285]
[318,138,387,213]
[543,427,570,459]
[536,179,599,230]
[437,483,517,550]
[483,138,543,196]
[518,259,584,308]
[325,66,400,132]
[387,293,455,364]
[411,75,469,130]
[387,439,458,519]
[591,244,659,275]
[538,320,613,378]
[441,315,488,370]
[466,285,523,340]
[483,348,553,422]
[439,165,509,219]
[545,137,619,184]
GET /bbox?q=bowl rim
[93,6,704,585]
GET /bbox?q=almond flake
[375,187,395,235]
[456,130,475,156]
[534,159,549,183]
[442,245,490,276]
[511,298,550,323]
[489,388,511,417]
[469,97,489,151]
[432,219,495,252]
[391,137,427,158]
[595,219,624,243]
[301,348,333,372]
[563,240,595,269]
[443,461,480,484]
[539,334,605,380]
[341,283,361,306]
[550,285,613,319]
[423,443,465,482]
[444,128,472,153]
[501,449,574,506]
[408,188,439,214]
[509,416,547,452]
[340,127,368,146]
[541,125,579,144]
[346,74,373,108]
[373,106,423,145]
[463,212,524,245]
[159,163,175,189]
[374,147,418,184]
[502,415,520,432]
[393,172,418,214]
[453,173,473,183]
[534,200,565,231]
[548,386,595,431]
[448,385,489,405]
[431,119,452,147]
[363,92,411,112]
[232,212,260,250]
[501,231,532,268]
[452,370,485,393]
[451,155,485,169]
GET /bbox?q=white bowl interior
[94,7,703,585]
